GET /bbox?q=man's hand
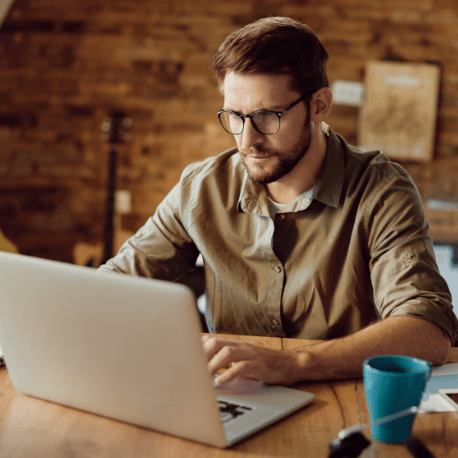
[202,335,304,386]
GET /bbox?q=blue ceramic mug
[363,355,432,444]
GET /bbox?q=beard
[239,114,312,185]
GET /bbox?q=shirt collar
[313,126,345,209]
[238,170,270,216]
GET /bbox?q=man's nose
[240,118,265,151]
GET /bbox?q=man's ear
[310,87,333,122]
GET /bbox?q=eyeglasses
[217,92,312,135]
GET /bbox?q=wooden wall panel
[0,0,458,261]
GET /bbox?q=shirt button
[403,252,415,261]
[278,214,286,221]
[274,265,282,273]
[271,319,280,325]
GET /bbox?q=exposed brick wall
[1,0,458,262]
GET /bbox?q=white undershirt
[268,187,315,218]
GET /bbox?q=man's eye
[265,111,278,120]
[252,112,267,123]
[253,111,277,123]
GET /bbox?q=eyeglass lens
[219,111,280,135]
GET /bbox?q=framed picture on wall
[358,60,441,162]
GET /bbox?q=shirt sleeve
[98,166,200,281]
[366,170,458,345]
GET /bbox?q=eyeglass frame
[216,90,315,136]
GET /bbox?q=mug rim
[364,354,432,375]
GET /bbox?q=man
[99,17,457,386]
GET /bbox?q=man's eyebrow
[266,104,289,111]
[222,104,287,113]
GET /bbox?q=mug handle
[424,361,432,381]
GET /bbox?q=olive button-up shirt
[99,128,457,344]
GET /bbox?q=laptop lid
[0,252,228,447]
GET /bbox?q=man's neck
[266,182,312,205]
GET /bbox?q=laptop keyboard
[218,400,253,423]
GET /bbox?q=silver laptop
[0,252,314,448]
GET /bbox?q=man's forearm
[291,316,451,382]
[204,316,451,385]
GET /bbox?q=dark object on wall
[76,110,132,267]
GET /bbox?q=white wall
[434,244,458,318]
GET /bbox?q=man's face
[222,72,312,185]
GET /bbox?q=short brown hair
[210,17,329,94]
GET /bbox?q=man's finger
[207,344,251,374]
[202,336,242,362]
[213,361,258,386]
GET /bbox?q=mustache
[240,147,278,157]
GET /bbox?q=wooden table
[0,336,457,458]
